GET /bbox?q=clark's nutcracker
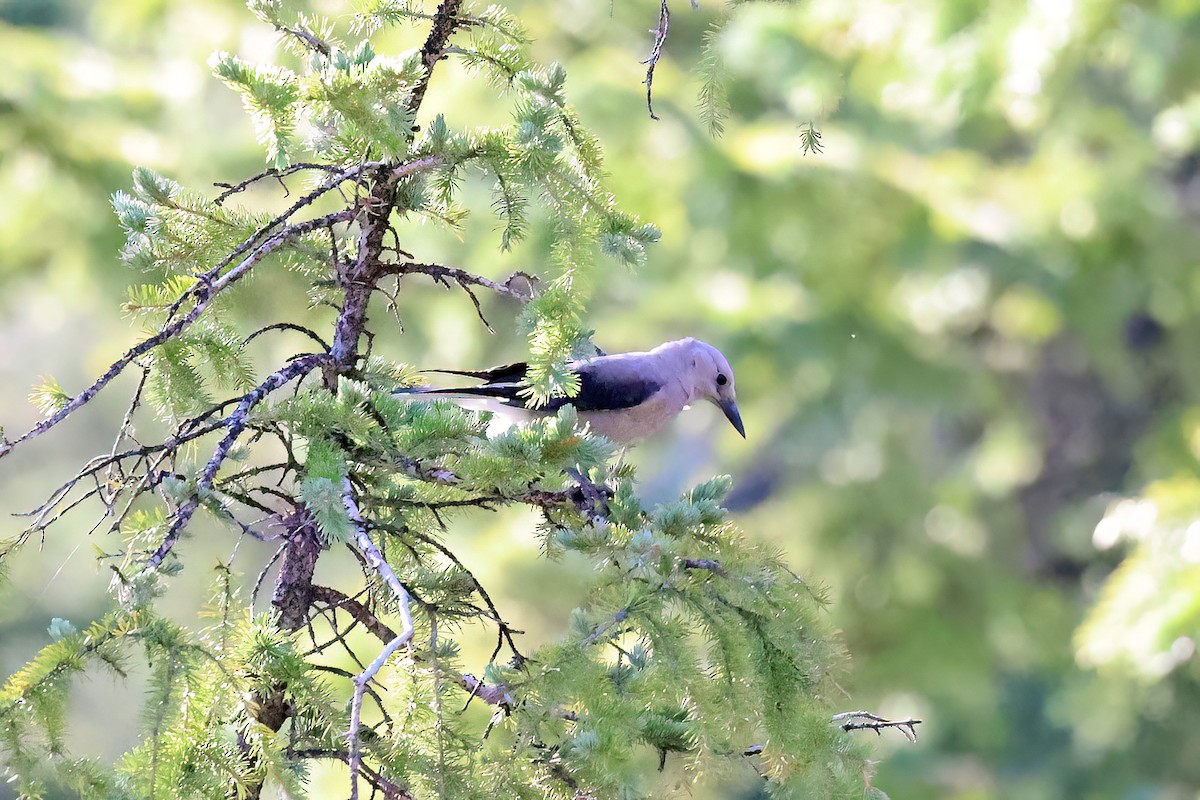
[399,338,745,443]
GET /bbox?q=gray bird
[399,338,745,444]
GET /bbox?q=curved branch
[311,584,397,643]
[242,322,331,351]
[643,0,670,121]
[342,478,416,800]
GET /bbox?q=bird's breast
[577,387,685,443]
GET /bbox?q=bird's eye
[716,373,728,386]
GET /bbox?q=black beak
[720,399,746,438]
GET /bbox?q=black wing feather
[420,360,661,412]
[421,362,529,384]
[544,364,662,412]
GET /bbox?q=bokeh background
[3,0,1200,797]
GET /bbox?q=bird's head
[666,338,745,438]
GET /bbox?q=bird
[397,338,745,444]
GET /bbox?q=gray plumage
[398,338,745,443]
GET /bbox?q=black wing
[420,360,661,412]
[544,363,662,412]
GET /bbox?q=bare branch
[643,0,670,121]
[213,163,345,205]
[387,261,533,301]
[242,322,331,351]
[342,478,416,800]
[832,711,923,742]
[311,584,397,643]
[19,417,230,533]
[291,749,412,799]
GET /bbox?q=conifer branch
[324,158,449,387]
[0,3,886,796]
[310,584,397,643]
[162,163,386,324]
[306,581,516,714]
[682,557,725,575]
[459,673,514,708]
[272,509,326,631]
[386,523,526,666]
[273,20,332,57]
[19,417,229,535]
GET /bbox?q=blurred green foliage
[3,0,1200,798]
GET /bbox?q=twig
[831,711,922,743]
[385,261,532,301]
[19,417,230,532]
[106,364,150,474]
[252,542,288,609]
[311,584,397,643]
[459,673,513,707]
[643,0,670,120]
[272,20,332,57]
[582,608,628,646]
[343,478,415,800]
[242,322,331,351]
[213,163,343,205]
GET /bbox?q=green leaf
[297,476,353,543]
[130,167,181,204]
[47,619,76,642]
[28,377,70,415]
[210,52,300,168]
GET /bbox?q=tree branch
[832,710,923,742]
[213,162,344,205]
[146,353,327,569]
[342,478,416,800]
[386,261,533,301]
[406,0,466,118]
[310,584,397,643]
[291,749,412,799]
[643,0,670,121]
